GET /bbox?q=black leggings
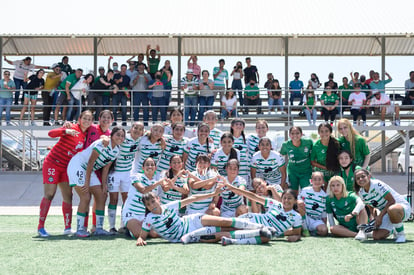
[350,108,366,122]
[322,108,337,122]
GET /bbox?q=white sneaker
[380,121,385,126]
[180,233,200,244]
[221,236,234,246]
[355,229,367,241]
[63,228,73,235]
[395,232,406,243]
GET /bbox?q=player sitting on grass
[136,182,271,246]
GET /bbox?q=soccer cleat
[38,228,50,237]
[75,230,90,238]
[259,227,272,239]
[266,226,278,238]
[354,229,367,241]
[302,229,311,237]
[395,232,406,243]
[180,233,200,244]
[357,220,376,233]
[221,236,234,246]
[93,228,114,236]
[109,228,118,235]
[63,228,74,235]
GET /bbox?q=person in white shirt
[221,89,238,119]
[348,83,367,126]
[368,89,401,126]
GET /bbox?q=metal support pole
[381,36,386,81]
[284,37,289,139]
[93,37,98,75]
[381,130,386,172]
[177,36,182,105]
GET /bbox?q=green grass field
[1,215,414,275]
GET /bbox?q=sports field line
[0,206,122,216]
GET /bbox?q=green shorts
[339,217,358,232]
[288,170,312,191]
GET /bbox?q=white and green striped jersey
[246,134,277,160]
[141,201,188,242]
[78,140,120,170]
[250,150,285,186]
[188,169,217,213]
[358,179,409,211]
[232,135,249,177]
[184,137,215,172]
[114,134,140,172]
[251,198,302,236]
[158,170,188,204]
[209,128,223,149]
[133,135,163,174]
[299,186,327,219]
[220,176,246,213]
[157,135,188,174]
[123,173,160,217]
[210,147,240,177]
[164,125,196,139]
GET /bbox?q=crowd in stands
[1,48,414,127]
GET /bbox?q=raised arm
[180,187,223,208]
[134,178,164,194]
[224,182,266,206]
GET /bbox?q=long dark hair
[142,192,158,216]
[318,123,340,171]
[221,132,238,161]
[353,168,370,193]
[282,189,298,211]
[198,123,211,153]
[167,155,182,179]
[230,118,246,144]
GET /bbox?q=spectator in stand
[338,77,352,114]
[112,64,130,126]
[302,87,318,126]
[289,72,304,106]
[320,86,339,124]
[42,64,63,126]
[221,89,238,119]
[359,75,371,99]
[126,61,136,79]
[89,69,117,121]
[187,55,201,80]
[348,83,367,126]
[349,72,360,86]
[127,54,148,72]
[271,79,284,113]
[58,56,73,76]
[107,56,120,74]
[308,73,321,90]
[146,45,161,79]
[264,73,274,113]
[365,70,375,85]
[213,59,229,101]
[324,72,338,90]
[54,68,83,125]
[159,60,173,106]
[369,72,392,93]
[231,61,244,108]
[19,69,45,126]
[130,63,152,126]
[198,70,215,121]
[0,71,16,126]
[404,71,414,105]
[68,73,94,121]
[181,69,199,126]
[244,79,261,114]
[368,89,401,126]
[3,56,49,105]
[149,71,168,122]
[243,57,259,86]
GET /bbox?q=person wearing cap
[58,56,73,76]
[146,45,161,79]
[213,59,229,102]
[181,69,199,126]
[324,72,338,90]
[42,64,63,126]
[368,89,400,126]
[130,63,152,126]
[289,72,304,106]
[3,56,50,105]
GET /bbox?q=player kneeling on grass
[354,169,411,243]
[220,181,302,243]
[326,176,368,240]
[136,181,270,246]
[297,171,328,237]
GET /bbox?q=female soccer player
[84,109,113,147]
[280,126,313,193]
[246,120,277,160]
[249,178,282,214]
[230,118,250,188]
[132,123,165,174]
[298,171,328,237]
[326,176,368,240]
[68,127,125,237]
[219,159,248,218]
[203,110,223,149]
[187,154,220,216]
[211,132,240,176]
[37,110,93,237]
[122,157,165,239]
[164,107,196,138]
[183,123,214,172]
[354,169,411,242]
[157,122,188,174]
[251,137,286,189]
[337,150,359,191]
[311,122,340,183]
[337,118,370,168]
[107,122,144,233]
[158,155,190,205]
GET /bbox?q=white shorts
[221,209,236,218]
[379,202,412,232]
[183,213,204,234]
[187,207,209,216]
[108,171,131,193]
[68,157,101,187]
[122,210,145,227]
[305,215,325,232]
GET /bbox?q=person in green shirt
[326,175,368,239]
[303,87,318,125]
[336,150,360,192]
[320,86,338,124]
[311,123,340,184]
[338,76,352,114]
[244,79,261,114]
[280,126,313,193]
[337,118,370,168]
[146,44,161,79]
